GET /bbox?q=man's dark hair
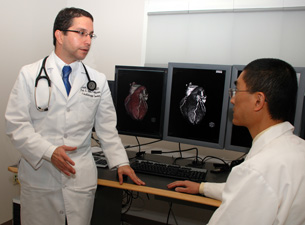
[53,7,94,46]
[243,58,297,123]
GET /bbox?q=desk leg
[91,186,123,225]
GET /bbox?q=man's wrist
[43,146,57,161]
[199,182,205,195]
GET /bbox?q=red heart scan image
[124,82,148,120]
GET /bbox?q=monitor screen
[114,65,167,139]
[224,65,252,152]
[225,65,305,153]
[163,63,231,149]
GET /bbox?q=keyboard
[93,154,108,168]
[91,146,108,168]
[131,160,207,182]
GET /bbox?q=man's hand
[167,180,200,194]
[51,145,77,176]
[117,165,145,186]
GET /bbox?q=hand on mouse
[167,180,200,194]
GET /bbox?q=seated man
[168,58,305,225]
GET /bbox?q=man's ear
[254,92,266,111]
[54,30,63,45]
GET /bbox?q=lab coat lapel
[68,66,87,99]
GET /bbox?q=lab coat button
[64,134,68,138]
[67,108,70,112]
[59,210,64,215]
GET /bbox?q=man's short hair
[53,7,94,46]
[243,58,297,123]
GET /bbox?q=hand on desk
[51,145,77,176]
[167,180,200,194]
[117,165,146,186]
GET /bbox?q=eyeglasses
[228,88,250,98]
[61,30,97,39]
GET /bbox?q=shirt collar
[247,122,294,160]
[252,124,279,144]
[52,51,80,76]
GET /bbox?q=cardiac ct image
[180,82,207,125]
[124,82,149,120]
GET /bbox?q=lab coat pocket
[74,155,98,190]
[77,94,100,125]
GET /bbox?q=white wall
[0,0,146,223]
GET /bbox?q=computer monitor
[163,63,232,149]
[224,65,252,152]
[300,97,305,140]
[225,65,305,153]
[114,65,167,139]
[107,80,115,101]
[294,67,305,136]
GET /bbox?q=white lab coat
[5,51,129,225]
[207,122,305,225]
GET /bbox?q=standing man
[168,58,305,224]
[5,7,144,225]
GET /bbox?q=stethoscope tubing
[34,56,96,111]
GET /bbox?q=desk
[8,151,228,225]
[92,151,228,224]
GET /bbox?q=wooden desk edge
[98,179,221,207]
[8,166,18,173]
[8,166,221,208]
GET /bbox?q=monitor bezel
[114,65,168,139]
[294,67,305,136]
[163,62,232,149]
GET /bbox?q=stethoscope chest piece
[87,80,97,91]
[82,63,96,91]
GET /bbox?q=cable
[135,136,141,153]
[125,138,162,149]
[151,145,201,166]
[178,143,183,158]
[121,190,140,215]
[166,202,172,225]
[125,137,163,158]
[173,155,203,166]
[202,153,248,173]
[229,153,247,168]
[202,155,228,165]
[202,152,248,166]
[166,202,179,225]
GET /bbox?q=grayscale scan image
[179,82,207,125]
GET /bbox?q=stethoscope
[34,56,97,112]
